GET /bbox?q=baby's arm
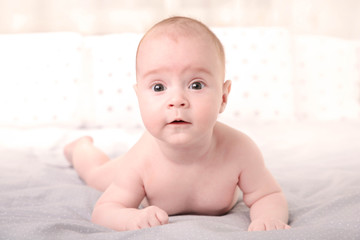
[91,163,168,231]
[238,140,290,231]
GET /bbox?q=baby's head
[134,17,231,145]
[136,16,226,81]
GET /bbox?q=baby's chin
[160,133,195,147]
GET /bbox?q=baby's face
[135,31,226,146]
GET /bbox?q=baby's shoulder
[215,122,261,155]
[215,122,252,142]
[120,132,155,163]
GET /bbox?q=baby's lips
[169,119,191,124]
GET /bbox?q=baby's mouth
[169,120,191,125]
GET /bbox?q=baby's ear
[219,80,231,113]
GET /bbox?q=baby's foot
[64,136,93,164]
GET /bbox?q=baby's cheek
[139,103,155,127]
[197,103,219,124]
[141,110,158,130]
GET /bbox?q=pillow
[0,33,85,128]
[213,27,295,123]
[293,36,360,120]
[83,33,143,129]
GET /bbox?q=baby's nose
[168,94,189,109]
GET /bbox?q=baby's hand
[126,206,169,231]
[248,218,291,231]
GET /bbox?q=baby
[64,16,290,232]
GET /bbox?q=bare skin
[64,123,289,231]
[64,17,290,232]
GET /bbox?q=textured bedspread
[1,121,359,240]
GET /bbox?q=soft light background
[1,0,360,39]
[0,0,359,133]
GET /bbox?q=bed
[1,121,359,240]
[0,28,360,239]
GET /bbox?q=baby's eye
[152,83,166,92]
[189,81,205,90]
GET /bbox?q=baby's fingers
[147,213,161,228]
[248,221,266,231]
[144,206,169,228]
[249,219,291,231]
[155,208,169,225]
[283,224,291,230]
[273,221,291,230]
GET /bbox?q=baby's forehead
[138,22,225,63]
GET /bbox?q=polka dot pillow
[214,27,295,123]
[83,33,143,129]
[0,33,84,128]
[293,36,360,120]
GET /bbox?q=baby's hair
[136,16,225,76]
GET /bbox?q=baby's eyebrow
[186,67,213,76]
[142,68,164,79]
[142,66,212,79]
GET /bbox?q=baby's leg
[64,136,118,191]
